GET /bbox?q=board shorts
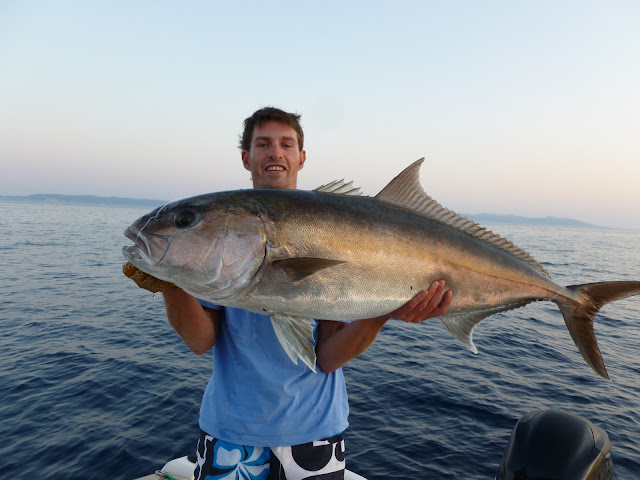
[194,430,346,480]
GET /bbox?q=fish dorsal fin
[375,159,550,278]
[314,179,363,196]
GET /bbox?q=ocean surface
[1,202,639,479]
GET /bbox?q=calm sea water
[1,202,639,479]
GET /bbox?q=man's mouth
[266,165,286,172]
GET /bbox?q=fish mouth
[123,225,172,266]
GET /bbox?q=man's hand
[123,262,176,293]
[388,280,452,323]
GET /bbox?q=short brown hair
[239,107,304,152]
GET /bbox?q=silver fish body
[123,160,640,377]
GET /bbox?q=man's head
[240,107,306,190]
[239,107,304,152]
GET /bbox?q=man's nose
[269,144,284,158]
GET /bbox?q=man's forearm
[163,288,219,355]
[316,316,389,373]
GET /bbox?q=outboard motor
[496,409,614,480]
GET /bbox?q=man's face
[242,120,306,190]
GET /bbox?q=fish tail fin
[557,281,640,380]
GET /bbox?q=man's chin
[255,175,294,190]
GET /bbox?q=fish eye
[174,210,197,229]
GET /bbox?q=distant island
[0,194,166,209]
[463,213,600,229]
[0,194,602,228]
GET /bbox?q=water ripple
[1,206,639,479]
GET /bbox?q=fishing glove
[122,262,176,293]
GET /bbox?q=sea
[1,201,639,480]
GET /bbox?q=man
[125,107,452,479]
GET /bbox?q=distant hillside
[0,194,603,228]
[0,194,166,209]
[464,213,600,228]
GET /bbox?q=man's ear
[298,150,306,170]
[241,150,251,171]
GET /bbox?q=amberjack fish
[123,160,640,378]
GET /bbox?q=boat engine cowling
[496,409,614,480]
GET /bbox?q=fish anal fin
[270,314,317,372]
[271,257,346,282]
[438,301,534,354]
[438,312,484,354]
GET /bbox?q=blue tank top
[198,302,349,447]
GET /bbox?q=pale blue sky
[1,1,639,229]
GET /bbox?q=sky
[1,1,639,229]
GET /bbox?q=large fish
[123,160,640,378]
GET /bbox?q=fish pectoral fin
[439,302,533,354]
[270,314,317,372]
[270,258,346,282]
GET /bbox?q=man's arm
[123,263,220,355]
[315,280,452,373]
[162,288,221,355]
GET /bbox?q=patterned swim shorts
[194,430,345,480]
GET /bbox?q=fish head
[122,192,267,298]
